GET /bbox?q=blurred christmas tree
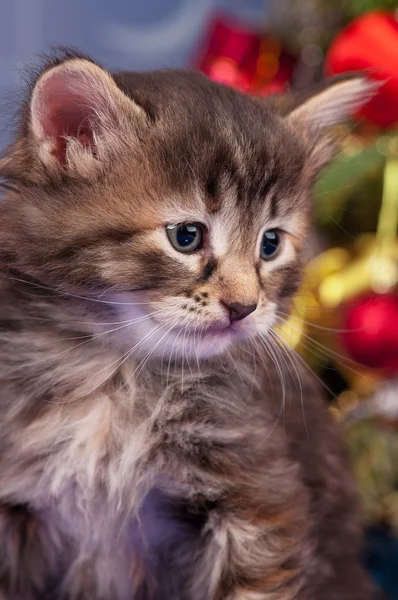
[269,0,398,51]
[277,9,398,549]
[271,6,398,598]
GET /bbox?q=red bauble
[340,294,398,375]
[325,11,398,128]
[193,14,295,95]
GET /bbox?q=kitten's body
[0,277,369,600]
[0,52,377,599]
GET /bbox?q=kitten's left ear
[0,56,147,184]
[273,75,381,171]
[28,58,145,178]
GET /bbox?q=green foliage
[346,417,398,530]
[313,140,385,242]
[339,0,397,18]
[270,0,396,52]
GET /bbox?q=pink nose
[222,302,257,322]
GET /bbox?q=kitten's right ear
[266,74,380,172]
[2,58,145,182]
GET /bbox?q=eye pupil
[261,229,281,260]
[177,225,197,247]
[166,223,204,253]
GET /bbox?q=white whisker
[269,329,308,437]
[5,273,159,307]
[254,335,286,438]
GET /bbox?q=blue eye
[166,223,204,253]
[261,229,281,260]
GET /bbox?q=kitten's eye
[260,229,281,260]
[166,223,204,253]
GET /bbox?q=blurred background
[0,1,264,121]
[1,0,397,597]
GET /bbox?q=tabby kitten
[0,50,378,600]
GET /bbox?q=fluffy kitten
[0,49,378,600]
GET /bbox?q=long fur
[0,52,377,600]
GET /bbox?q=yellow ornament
[278,154,398,401]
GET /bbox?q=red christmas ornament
[193,14,295,95]
[340,293,398,375]
[325,11,398,128]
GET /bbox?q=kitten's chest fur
[0,317,303,598]
[0,314,278,510]
[1,331,177,505]
[0,289,368,600]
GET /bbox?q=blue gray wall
[0,0,266,148]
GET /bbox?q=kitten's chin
[168,326,235,359]
[113,318,239,360]
[150,325,236,360]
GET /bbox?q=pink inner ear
[35,70,98,164]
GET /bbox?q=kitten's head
[0,50,378,359]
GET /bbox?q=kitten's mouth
[160,322,238,358]
[141,316,250,358]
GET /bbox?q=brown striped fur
[0,50,379,599]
